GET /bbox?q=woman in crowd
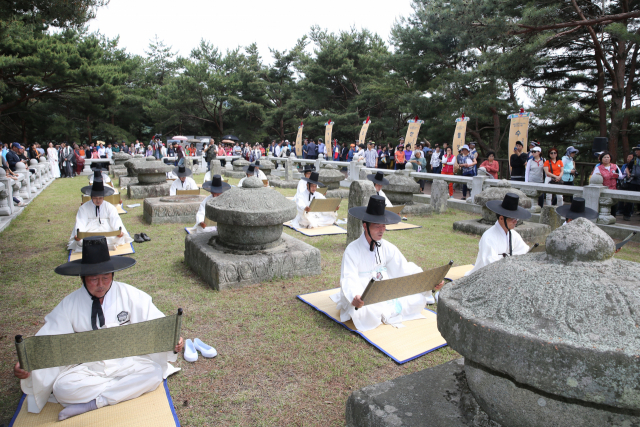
[395,144,405,170]
[379,145,390,169]
[479,151,499,179]
[176,144,185,166]
[90,146,100,159]
[592,151,620,216]
[430,147,442,174]
[409,150,427,192]
[543,147,564,206]
[74,144,85,175]
[441,146,456,198]
[47,143,61,178]
[525,147,545,207]
[145,145,154,157]
[562,146,579,185]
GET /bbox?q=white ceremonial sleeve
[339,243,366,305]
[382,240,423,279]
[195,196,210,224]
[186,177,198,190]
[511,229,530,255]
[169,180,178,196]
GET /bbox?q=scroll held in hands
[360,261,453,307]
[308,197,341,213]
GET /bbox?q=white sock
[58,399,98,421]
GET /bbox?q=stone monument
[430,179,449,214]
[452,180,550,241]
[346,180,377,245]
[256,158,275,177]
[223,158,250,179]
[126,157,172,199]
[111,152,132,179]
[143,195,206,224]
[184,176,321,290]
[37,157,51,182]
[119,157,144,187]
[318,167,347,198]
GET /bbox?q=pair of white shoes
[184,338,217,362]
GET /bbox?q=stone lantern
[125,157,171,199]
[185,176,321,290]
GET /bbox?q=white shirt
[169,177,198,195]
[467,221,529,275]
[98,146,106,157]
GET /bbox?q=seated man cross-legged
[14,236,184,421]
[193,174,231,234]
[169,166,198,195]
[291,171,338,229]
[332,195,443,331]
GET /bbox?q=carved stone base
[143,195,206,224]
[127,182,171,199]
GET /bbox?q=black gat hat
[349,195,400,225]
[172,165,192,177]
[81,179,115,198]
[55,236,136,276]
[202,174,231,194]
[367,172,389,186]
[556,197,598,220]
[485,193,532,221]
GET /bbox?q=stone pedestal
[126,157,172,199]
[257,159,274,176]
[596,197,616,225]
[29,160,42,189]
[111,152,131,177]
[184,176,321,290]
[540,206,563,231]
[14,163,31,199]
[0,169,14,215]
[224,158,249,179]
[385,170,420,205]
[522,188,541,214]
[453,220,550,242]
[317,168,343,190]
[210,160,222,177]
[347,180,377,245]
[270,158,300,189]
[37,157,50,182]
[143,195,206,224]
[431,179,449,214]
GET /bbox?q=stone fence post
[0,169,14,215]
[347,180,377,245]
[470,175,487,201]
[582,181,604,219]
[14,163,31,200]
[430,179,449,214]
[210,159,222,177]
[315,154,323,172]
[284,158,293,181]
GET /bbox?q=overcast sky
[89,0,415,61]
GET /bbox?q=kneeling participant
[169,166,198,195]
[291,171,337,229]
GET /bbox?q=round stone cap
[318,168,343,183]
[590,174,604,185]
[386,173,420,194]
[38,157,46,163]
[242,176,263,188]
[0,168,6,177]
[29,159,38,166]
[205,185,296,226]
[125,158,171,175]
[546,217,615,262]
[15,162,26,171]
[159,195,204,203]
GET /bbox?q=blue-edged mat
[297,289,447,364]
[283,221,346,236]
[9,379,179,426]
[68,242,135,261]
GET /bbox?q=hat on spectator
[172,165,192,177]
[12,142,22,149]
[529,141,540,147]
[461,144,470,151]
[81,178,115,197]
[349,195,400,225]
[469,142,476,146]
[54,236,136,276]
[565,146,579,156]
[367,171,389,186]
[202,174,231,194]
[556,197,598,220]
[532,146,542,152]
[301,171,324,187]
[486,193,532,220]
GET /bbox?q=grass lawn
[1,175,639,426]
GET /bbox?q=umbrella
[221,135,239,142]
[172,136,188,141]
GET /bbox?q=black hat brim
[172,167,192,177]
[202,181,231,193]
[348,206,401,225]
[556,204,598,220]
[301,177,325,187]
[81,185,115,197]
[367,173,389,186]
[54,256,136,276]
[486,200,532,220]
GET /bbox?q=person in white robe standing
[13,236,184,420]
[68,180,133,252]
[367,171,392,207]
[466,193,532,276]
[296,164,315,196]
[47,143,61,178]
[291,171,338,229]
[332,195,441,331]
[169,166,198,195]
[192,175,231,234]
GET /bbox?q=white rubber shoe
[184,339,198,362]
[194,338,217,358]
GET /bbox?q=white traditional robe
[466,221,529,276]
[203,171,212,184]
[256,169,267,180]
[169,177,198,195]
[296,178,308,196]
[47,148,61,178]
[331,232,427,331]
[291,188,337,229]
[377,189,392,207]
[68,201,133,252]
[89,173,111,184]
[192,195,217,234]
[21,281,179,413]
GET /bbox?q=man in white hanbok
[192,175,231,234]
[13,236,184,420]
[296,165,315,196]
[367,171,392,207]
[68,180,133,252]
[291,171,338,229]
[332,196,441,331]
[253,160,268,181]
[169,166,198,195]
[467,193,532,276]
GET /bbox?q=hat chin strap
[365,223,382,264]
[503,217,512,256]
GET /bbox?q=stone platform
[270,178,299,189]
[346,358,500,427]
[184,231,321,290]
[452,219,550,242]
[223,170,247,179]
[143,195,206,224]
[127,182,171,199]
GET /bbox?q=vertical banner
[507,112,532,162]
[358,116,371,146]
[324,120,334,159]
[404,117,424,148]
[452,115,470,152]
[295,122,303,157]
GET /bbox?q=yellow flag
[507,112,531,160]
[404,120,424,148]
[452,117,469,152]
[324,121,334,159]
[295,123,303,157]
[358,118,371,145]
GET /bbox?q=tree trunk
[608,37,628,162]
[621,43,638,159]
[279,117,284,139]
[595,56,608,137]
[87,115,92,144]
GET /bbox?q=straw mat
[116,204,127,215]
[297,289,446,364]
[68,243,135,262]
[283,222,346,236]
[9,379,179,427]
[385,222,421,231]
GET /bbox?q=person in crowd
[105,143,113,159]
[395,144,406,170]
[90,147,100,159]
[61,142,75,178]
[409,149,427,192]
[28,143,40,161]
[479,150,499,179]
[367,172,392,207]
[468,142,478,174]
[430,147,442,173]
[332,195,443,331]
[458,145,476,200]
[527,141,540,160]
[510,141,528,181]
[592,151,620,216]
[291,171,338,229]
[340,143,349,162]
[68,180,133,253]
[524,146,545,207]
[193,175,230,234]
[347,144,355,162]
[307,138,317,160]
[169,166,197,195]
[466,193,531,276]
[97,141,106,158]
[403,144,412,164]
[364,142,378,168]
[317,138,326,158]
[623,146,640,220]
[145,145,153,157]
[378,144,389,169]
[441,146,456,198]
[14,236,182,420]
[543,147,564,206]
[355,143,365,161]
[74,144,85,176]
[47,142,61,178]
[562,146,579,185]
[112,143,120,154]
[274,141,282,158]
[175,144,185,166]
[160,142,167,158]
